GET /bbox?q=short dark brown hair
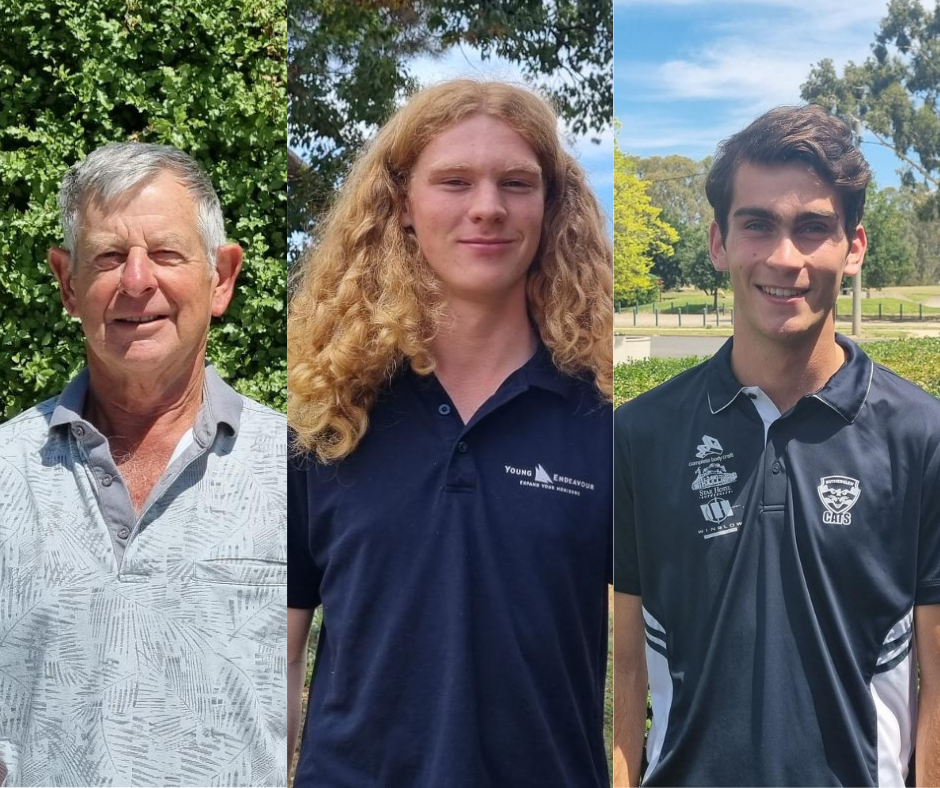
[705,105,871,241]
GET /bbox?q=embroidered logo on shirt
[504,463,595,496]
[817,476,861,525]
[696,435,724,458]
[689,435,741,538]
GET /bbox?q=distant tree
[650,209,687,291]
[801,0,940,206]
[630,154,713,226]
[613,140,677,304]
[679,223,727,311]
[288,0,613,244]
[862,183,916,288]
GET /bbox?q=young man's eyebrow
[424,161,543,176]
[732,207,840,223]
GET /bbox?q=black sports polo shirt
[290,346,612,788]
[614,335,940,787]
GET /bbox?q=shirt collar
[705,333,873,423]
[519,342,576,398]
[49,365,244,442]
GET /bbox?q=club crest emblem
[817,476,861,524]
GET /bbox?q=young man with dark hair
[613,105,940,787]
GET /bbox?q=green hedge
[614,338,940,406]
[0,0,286,418]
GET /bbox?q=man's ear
[48,247,79,316]
[210,243,243,317]
[708,221,728,271]
[843,224,867,278]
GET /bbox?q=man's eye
[150,250,183,262]
[503,179,536,190]
[801,223,830,234]
[743,221,769,232]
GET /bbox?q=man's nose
[469,182,508,222]
[119,247,158,296]
[766,234,803,270]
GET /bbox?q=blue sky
[615,0,906,190]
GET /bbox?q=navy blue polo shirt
[614,335,940,787]
[289,345,612,788]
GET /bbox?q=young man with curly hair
[287,80,613,787]
[614,105,940,787]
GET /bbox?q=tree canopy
[801,0,940,199]
[288,0,612,241]
[613,141,677,304]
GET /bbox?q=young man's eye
[743,221,769,232]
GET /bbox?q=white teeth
[122,316,160,323]
[760,286,807,298]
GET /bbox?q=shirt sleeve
[287,451,323,609]
[613,403,641,596]
[916,428,940,605]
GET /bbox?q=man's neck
[730,323,847,414]
[84,357,206,450]
[430,289,537,423]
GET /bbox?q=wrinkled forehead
[73,172,201,249]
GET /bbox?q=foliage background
[0,0,287,419]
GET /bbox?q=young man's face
[402,113,545,302]
[709,161,866,344]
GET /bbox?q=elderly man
[0,143,286,787]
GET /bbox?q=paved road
[651,336,728,358]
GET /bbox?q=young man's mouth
[757,285,809,298]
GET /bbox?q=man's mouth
[115,315,166,324]
[757,286,809,298]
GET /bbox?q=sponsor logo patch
[689,435,741,539]
[504,463,595,497]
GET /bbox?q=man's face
[709,162,866,344]
[402,113,545,302]
[49,171,241,379]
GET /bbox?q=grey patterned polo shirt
[0,367,286,787]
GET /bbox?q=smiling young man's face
[709,161,867,345]
[402,113,545,303]
[49,170,241,381]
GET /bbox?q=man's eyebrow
[81,231,194,250]
[424,161,543,176]
[732,207,840,223]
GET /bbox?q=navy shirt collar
[706,333,873,423]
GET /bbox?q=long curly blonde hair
[289,79,612,462]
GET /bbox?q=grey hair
[58,142,226,269]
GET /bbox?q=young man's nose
[469,182,508,222]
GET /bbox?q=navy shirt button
[457,441,469,453]
[438,404,452,416]
[117,527,130,540]
[771,461,781,474]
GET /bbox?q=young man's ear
[843,224,867,278]
[48,247,79,316]
[708,221,728,272]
